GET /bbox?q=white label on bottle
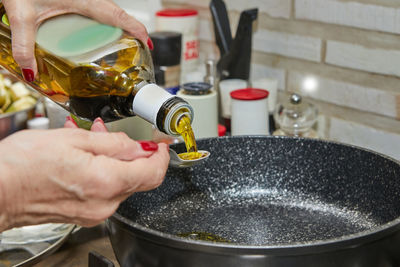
[132,84,174,125]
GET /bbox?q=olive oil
[176,115,197,153]
[0,11,150,122]
[0,7,194,136]
[178,232,231,243]
[171,112,203,160]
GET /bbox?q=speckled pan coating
[117,136,400,246]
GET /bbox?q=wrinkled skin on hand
[2,0,150,76]
[0,119,169,231]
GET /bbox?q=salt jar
[273,93,318,138]
[155,9,199,79]
[230,88,269,136]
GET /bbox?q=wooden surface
[35,224,119,267]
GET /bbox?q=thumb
[6,6,38,81]
[90,118,108,133]
[77,0,148,44]
[69,130,159,161]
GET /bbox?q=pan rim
[110,135,400,255]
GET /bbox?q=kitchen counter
[35,223,119,267]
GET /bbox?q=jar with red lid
[230,88,269,136]
[155,9,199,80]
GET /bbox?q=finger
[75,0,148,44]
[119,142,170,192]
[90,118,108,132]
[96,142,170,194]
[64,120,77,128]
[64,116,79,128]
[69,130,158,161]
[3,1,38,79]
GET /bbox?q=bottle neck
[157,97,193,136]
[132,83,194,136]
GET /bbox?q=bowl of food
[0,72,38,139]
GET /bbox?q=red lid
[230,88,269,101]
[218,124,227,137]
[156,9,198,17]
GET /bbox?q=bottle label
[132,84,174,125]
[36,14,123,61]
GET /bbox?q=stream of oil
[175,115,204,160]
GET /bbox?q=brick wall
[161,0,400,160]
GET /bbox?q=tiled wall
[161,0,400,160]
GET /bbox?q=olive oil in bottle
[0,6,210,159]
[0,7,193,136]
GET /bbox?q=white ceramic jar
[230,88,269,136]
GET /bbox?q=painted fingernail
[66,116,78,126]
[147,38,154,51]
[138,141,158,151]
[22,68,34,82]
[94,117,105,124]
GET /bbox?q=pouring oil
[0,7,193,136]
[0,5,207,157]
[168,108,203,160]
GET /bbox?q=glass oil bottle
[0,5,194,138]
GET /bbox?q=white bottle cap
[27,117,50,130]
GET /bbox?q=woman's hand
[2,0,153,82]
[0,118,169,231]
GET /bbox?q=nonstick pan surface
[115,136,400,248]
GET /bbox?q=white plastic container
[114,0,162,32]
[230,88,269,136]
[155,9,199,77]
[27,117,50,130]
[177,82,218,138]
[218,79,248,119]
[251,78,278,114]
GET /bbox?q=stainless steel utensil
[0,104,36,139]
[169,149,210,168]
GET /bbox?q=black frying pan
[107,136,400,267]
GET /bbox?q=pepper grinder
[273,93,318,138]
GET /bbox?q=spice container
[230,88,269,136]
[150,31,182,95]
[204,59,218,88]
[273,93,318,138]
[251,78,278,134]
[218,79,247,130]
[155,9,199,79]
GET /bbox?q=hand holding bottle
[2,0,153,81]
[0,119,169,232]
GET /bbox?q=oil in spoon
[175,115,203,160]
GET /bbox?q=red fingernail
[138,141,158,151]
[94,117,105,124]
[22,68,34,82]
[66,116,78,127]
[147,38,154,51]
